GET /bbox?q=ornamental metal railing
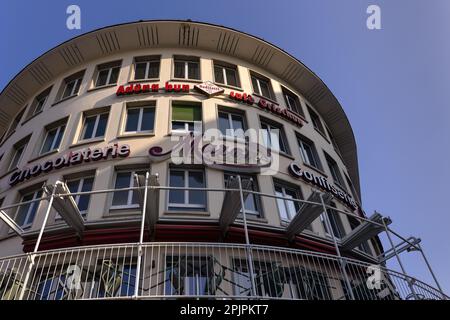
[0,242,446,300]
[0,173,447,300]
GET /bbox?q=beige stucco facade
[0,21,375,260]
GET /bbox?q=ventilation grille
[28,61,53,86]
[216,32,239,55]
[58,44,84,67]
[0,109,9,128]
[306,82,329,105]
[137,25,159,47]
[96,31,121,54]
[251,45,275,67]
[281,62,305,83]
[178,24,199,47]
[5,84,27,106]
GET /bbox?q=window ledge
[252,92,278,105]
[0,130,16,148]
[127,78,160,84]
[164,210,209,217]
[69,138,105,149]
[314,127,331,143]
[0,168,18,180]
[303,162,328,177]
[268,150,295,161]
[213,82,243,92]
[21,111,43,126]
[236,216,268,224]
[28,149,59,164]
[170,78,203,83]
[87,83,117,93]
[117,132,155,139]
[52,94,79,107]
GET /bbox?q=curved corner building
[0,20,445,300]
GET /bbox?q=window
[125,106,155,133]
[260,118,289,154]
[218,110,246,137]
[297,134,322,170]
[174,57,200,80]
[214,62,239,87]
[6,108,25,137]
[165,256,213,296]
[274,181,302,222]
[15,189,42,228]
[307,106,326,136]
[291,268,332,300]
[224,174,261,216]
[345,174,357,199]
[36,274,66,300]
[171,103,202,133]
[326,126,342,156]
[168,168,206,211]
[111,170,146,209]
[282,87,304,116]
[325,153,345,187]
[40,122,66,155]
[134,56,160,80]
[66,176,94,215]
[232,260,287,297]
[8,141,27,171]
[60,71,84,100]
[80,112,109,140]
[251,72,274,100]
[94,61,121,87]
[29,87,52,116]
[321,202,346,239]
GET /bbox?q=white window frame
[251,75,272,99]
[15,190,41,228]
[33,94,48,115]
[218,111,245,138]
[174,59,199,80]
[168,169,206,210]
[9,143,26,171]
[274,184,300,222]
[95,66,120,87]
[62,77,82,99]
[110,170,143,210]
[124,106,155,134]
[214,64,238,87]
[40,124,65,155]
[171,105,202,134]
[80,112,109,141]
[327,157,344,186]
[67,176,94,215]
[298,137,320,169]
[134,59,160,80]
[260,120,288,154]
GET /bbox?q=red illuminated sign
[229,91,304,127]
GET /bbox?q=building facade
[0,21,445,300]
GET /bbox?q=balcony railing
[0,174,447,300]
[0,242,446,300]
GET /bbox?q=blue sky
[1,0,449,293]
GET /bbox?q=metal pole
[237,175,257,297]
[382,217,419,300]
[134,172,149,298]
[417,243,445,298]
[319,193,355,300]
[18,182,57,300]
